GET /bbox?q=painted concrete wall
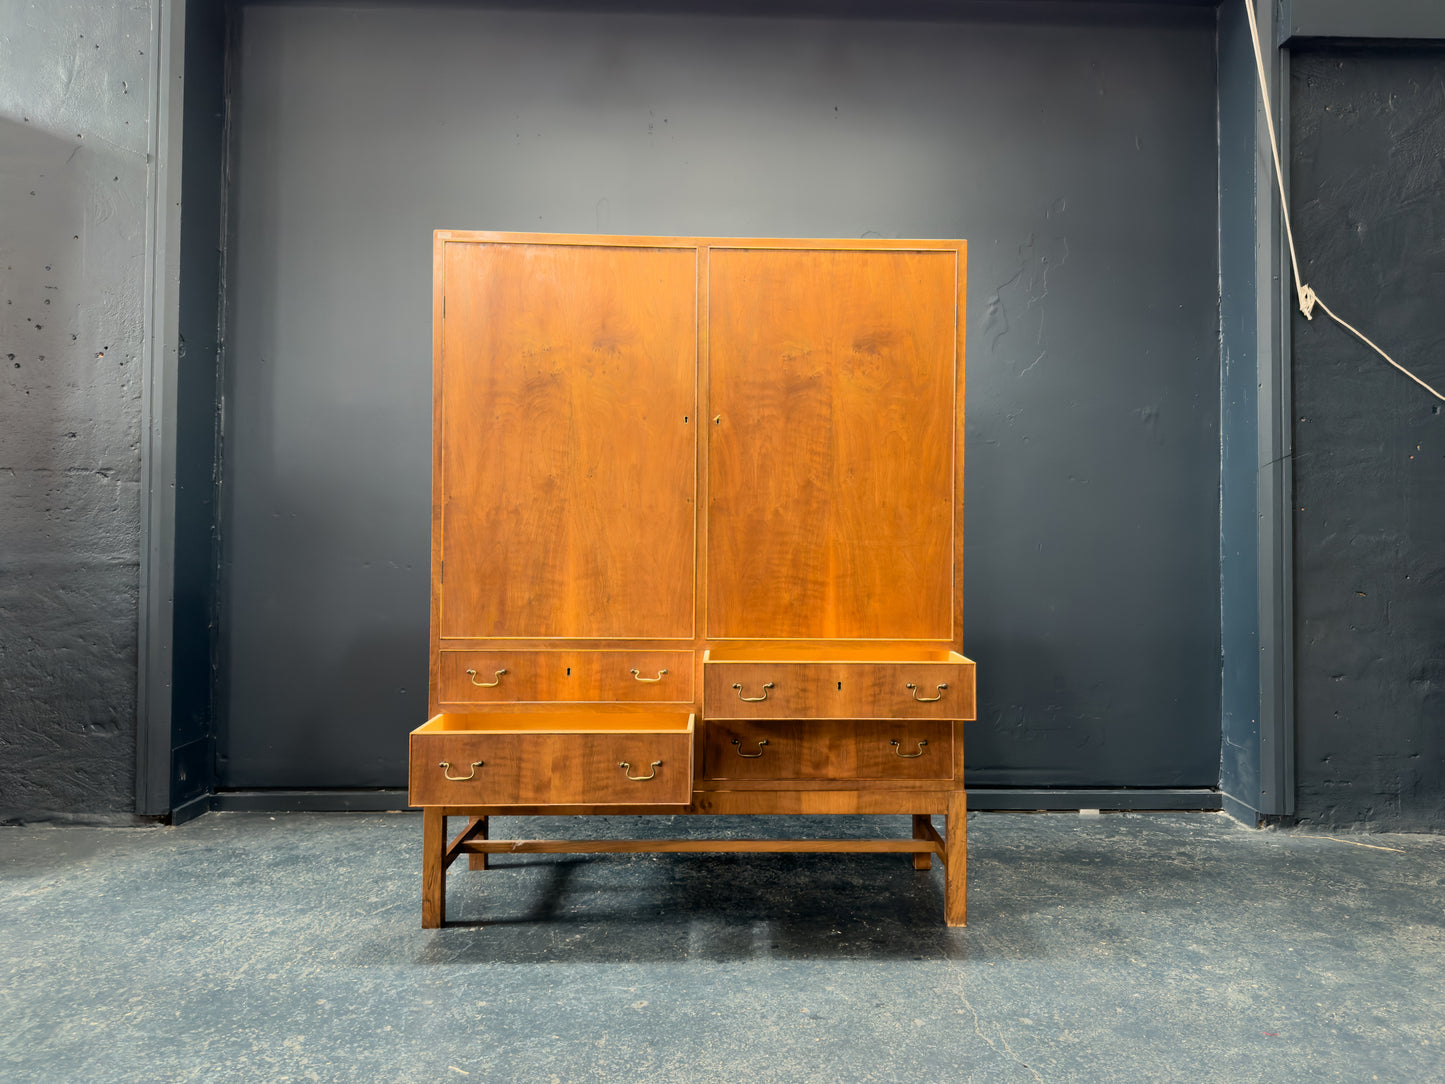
[218,2,1222,789]
[1290,47,1445,831]
[0,0,155,818]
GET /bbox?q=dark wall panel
[1290,47,1445,831]
[1217,0,1263,814]
[219,3,1221,788]
[171,0,232,809]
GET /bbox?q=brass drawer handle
[906,682,947,702]
[631,668,668,683]
[439,760,483,781]
[466,668,506,688]
[731,738,769,758]
[890,740,928,759]
[732,681,774,702]
[619,760,662,782]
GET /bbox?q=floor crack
[955,978,1045,1083]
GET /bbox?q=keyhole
[837,681,842,690]
[566,667,571,676]
[683,416,689,423]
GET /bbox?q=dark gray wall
[171,0,232,810]
[219,1,1222,789]
[1282,0,1445,42]
[0,0,155,819]
[1290,46,1445,831]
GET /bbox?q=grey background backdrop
[218,1,1223,789]
[3,0,1441,830]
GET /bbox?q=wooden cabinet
[414,231,973,929]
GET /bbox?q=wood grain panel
[703,658,974,719]
[701,721,854,780]
[410,728,692,806]
[438,650,693,704]
[946,789,967,926]
[707,246,958,640]
[691,790,953,815]
[439,241,696,639]
[852,722,953,778]
[701,721,952,780]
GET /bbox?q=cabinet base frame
[420,798,967,930]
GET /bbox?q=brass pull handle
[890,740,928,759]
[906,682,947,702]
[466,668,506,688]
[732,682,774,702]
[630,668,668,683]
[619,760,662,782]
[439,760,483,781]
[731,738,769,758]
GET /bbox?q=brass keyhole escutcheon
[439,760,483,781]
[619,760,662,782]
[733,681,774,702]
[467,668,506,688]
[906,682,947,702]
[731,738,768,758]
[890,740,928,759]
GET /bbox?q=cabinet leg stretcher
[420,799,968,929]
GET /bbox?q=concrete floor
[2,811,1442,1083]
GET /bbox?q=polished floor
[2,810,1442,1082]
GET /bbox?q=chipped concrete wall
[1290,47,1445,831]
[0,0,156,818]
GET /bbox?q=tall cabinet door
[707,245,961,641]
[438,240,697,640]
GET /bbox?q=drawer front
[439,650,694,704]
[703,661,973,719]
[410,729,692,806]
[701,721,952,780]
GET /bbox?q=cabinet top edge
[704,648,972,665]
[434,229,966,253]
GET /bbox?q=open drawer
[703,647,976,720]
[408,711,694,807]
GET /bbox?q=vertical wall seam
[1253,0,1296,817]
[136,0,187,817]
[207,1,240,788]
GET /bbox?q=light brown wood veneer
[417,231,973,930]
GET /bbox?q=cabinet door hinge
[442,295,446,318]
[440,560,444,583]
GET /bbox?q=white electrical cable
[1243,0,1445,403]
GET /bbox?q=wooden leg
[467,816,489,870]
[944,790,967,927]
[422,808,446,929]
[911,814,933,870]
